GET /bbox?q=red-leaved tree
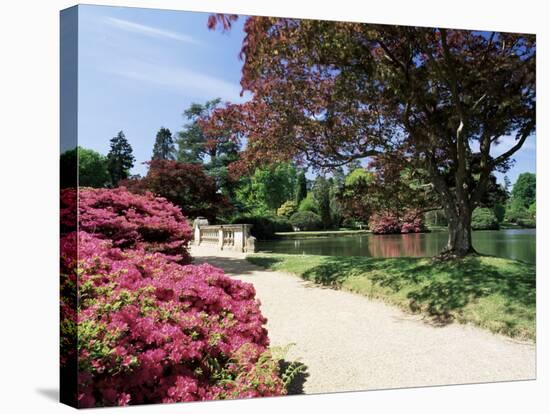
[121,160,232,222]
[205,16,535,257]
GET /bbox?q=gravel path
[191,247,536,394]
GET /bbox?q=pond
[258,228,536,264]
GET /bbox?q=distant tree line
[60,98,535,238]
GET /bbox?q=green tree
[289,211,322,231]
[295,170,308,205]
[528,202,536,217]
[505,198,530,224]
[107,131,135,186]
[493,203,506,223]
[313,176,332,229]
[177,99,240,197]
[177,99,221,163]
[235,163,297,214]
[511,173,536,208]
[471,207,499,230]
[331,167,345,191]
[152,127,176,160]
[78,147,110,187]
[298,193,318,214]
[328,178,343,228]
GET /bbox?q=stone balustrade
[193,223,256,253]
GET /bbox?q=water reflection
[258,229,535,263]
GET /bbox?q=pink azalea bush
[61,188,193,264]
[368,212,402,234]
[400,211,427,234]
[369,211,427,234]
[60,189,284,407]
[60,233,284,407]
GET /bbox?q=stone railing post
[243,224,254,252]
[233,224,244,252]
[218,227,224,250]
[194,224,201,246]
[193,217,209,246]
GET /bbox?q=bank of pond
[247,253,535,341]
[258,228,535,264]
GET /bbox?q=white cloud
[104,17,200,45]
[105,59,248,102]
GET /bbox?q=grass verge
[247,253,535,341]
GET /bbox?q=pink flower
[60,189,284,407]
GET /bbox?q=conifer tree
[152,127,176,160]
[107,130,135,186]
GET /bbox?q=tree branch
[490,122,535,167]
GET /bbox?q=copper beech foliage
[121,160,232,222]
[204,16,535,254]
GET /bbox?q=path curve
[191,246,535,394]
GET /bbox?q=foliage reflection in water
[258,229,535,263]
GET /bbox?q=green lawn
[247,253,536,341]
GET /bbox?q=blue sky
[77,5,535,185]
[78,5,248,177]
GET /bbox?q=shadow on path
[192,255,260,276]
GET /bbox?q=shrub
[272,216,294,233]
[61,188,193,264]
[230,214,292,240]
[368,212,401,234]
[289,211,322,231]
[60,232,284,407]
[471,207,500,230]
[504,198,530,224]
[400,211,428,233]
[518,203,536,227]
[369,211,427,234]
[517,217,536,228]
[297,193,318,213]
[276,200,298,218]
[528,202,536,217]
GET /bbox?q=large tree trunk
[443,204,475,257]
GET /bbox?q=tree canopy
[178,99,240,198]
[235,162,297,214]
[294,170,308,205]
[78,147,110,188]
[121,159,231,222]
[312,176,332,229]
[511,172,536,208]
